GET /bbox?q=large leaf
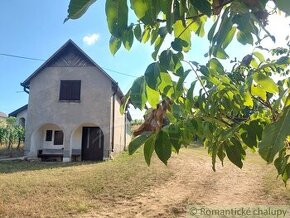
[259,107,290,163]
[130,76,147,110]
[120,91,131,114]
[109,36,121,55]
[128,133,150,155]
[190,0,211,17]
[241,120,263,148]
[173,20,192,52]
[105,0,128,37]
[130,0,157,25]
[253,72,278,94]
[225,138,244,168]
[122,28,134,50]
[144,62,161,90]
[159,50,175,71]
[146,85,160,108]
[65,0,96,22]
[168,124,182,153]
[144,133,156,165]
[155,130,172,165]
[251,84,267,101]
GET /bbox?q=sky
[0,1,289,119]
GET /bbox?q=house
[9,40,131,162]
[0,112,7,120]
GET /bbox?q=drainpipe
[124,111,127,150]
[111,83,118,153]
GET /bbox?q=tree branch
[183,60,209,97]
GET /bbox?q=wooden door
[81,127,104,161]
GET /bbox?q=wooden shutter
[59,80,81,101]
[54,131,64,145]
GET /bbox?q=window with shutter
[59,80,81,101]
[54,131,64,145]
[45,130,53,141]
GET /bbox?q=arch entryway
[31,123,64,154]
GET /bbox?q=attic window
[59,80,81,101]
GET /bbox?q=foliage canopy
[66,0,290,184]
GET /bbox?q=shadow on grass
[0,160,100,174]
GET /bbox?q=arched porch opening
[71,123,104,161]
[31,123,64,154]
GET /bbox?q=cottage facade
[10,40,131,161]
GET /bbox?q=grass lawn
[0,150,172,217]
[0,148,289,217]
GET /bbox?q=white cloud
[83,33,100,46]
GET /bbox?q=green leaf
[109,36,122,55]
[166,0,174,33]
[259,107,290,163]
[171,38,188,52]
[146,85,160,108]
[275,0,290,15]
[158,72,172,92]
[131,0,157,25]
[225,138,244,168]
[105,0,128,37]
[128,133,150,155]
[144,62,161,90]
[120,91,131,114]
[150,27,159,45]
[253,51,265,62]
[237,31,253,45]
[243,91,253,108]
[168,124,182,153]
[282,164,290,184]
[144,133,156,166]
[190,0,211,17]
[187,80,197,106]
[208,58,224,74]
[122,28,134,50]
[134,24,142,42]
[241,120,263,148]
[208,17,219,41]
[130,76,147,110]
[173,20,192,52]
[251,84,267,101]
[221,27,236,49]
[152,36,165,60]
[212,46,229,59]
[159,50,174,71]
[253,72,279,94]
[155,130,172,165]
[142,27,151,43]
[65,0,96,22]
[276,56,290,65]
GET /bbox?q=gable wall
[24,66,113,158]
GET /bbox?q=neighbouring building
[0,112,7,120]
[9,40,131,162]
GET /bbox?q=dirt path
[84,149,290,218]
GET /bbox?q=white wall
[25,66,113,159]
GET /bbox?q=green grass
[0,147,289,217]
[0,150,172,217]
